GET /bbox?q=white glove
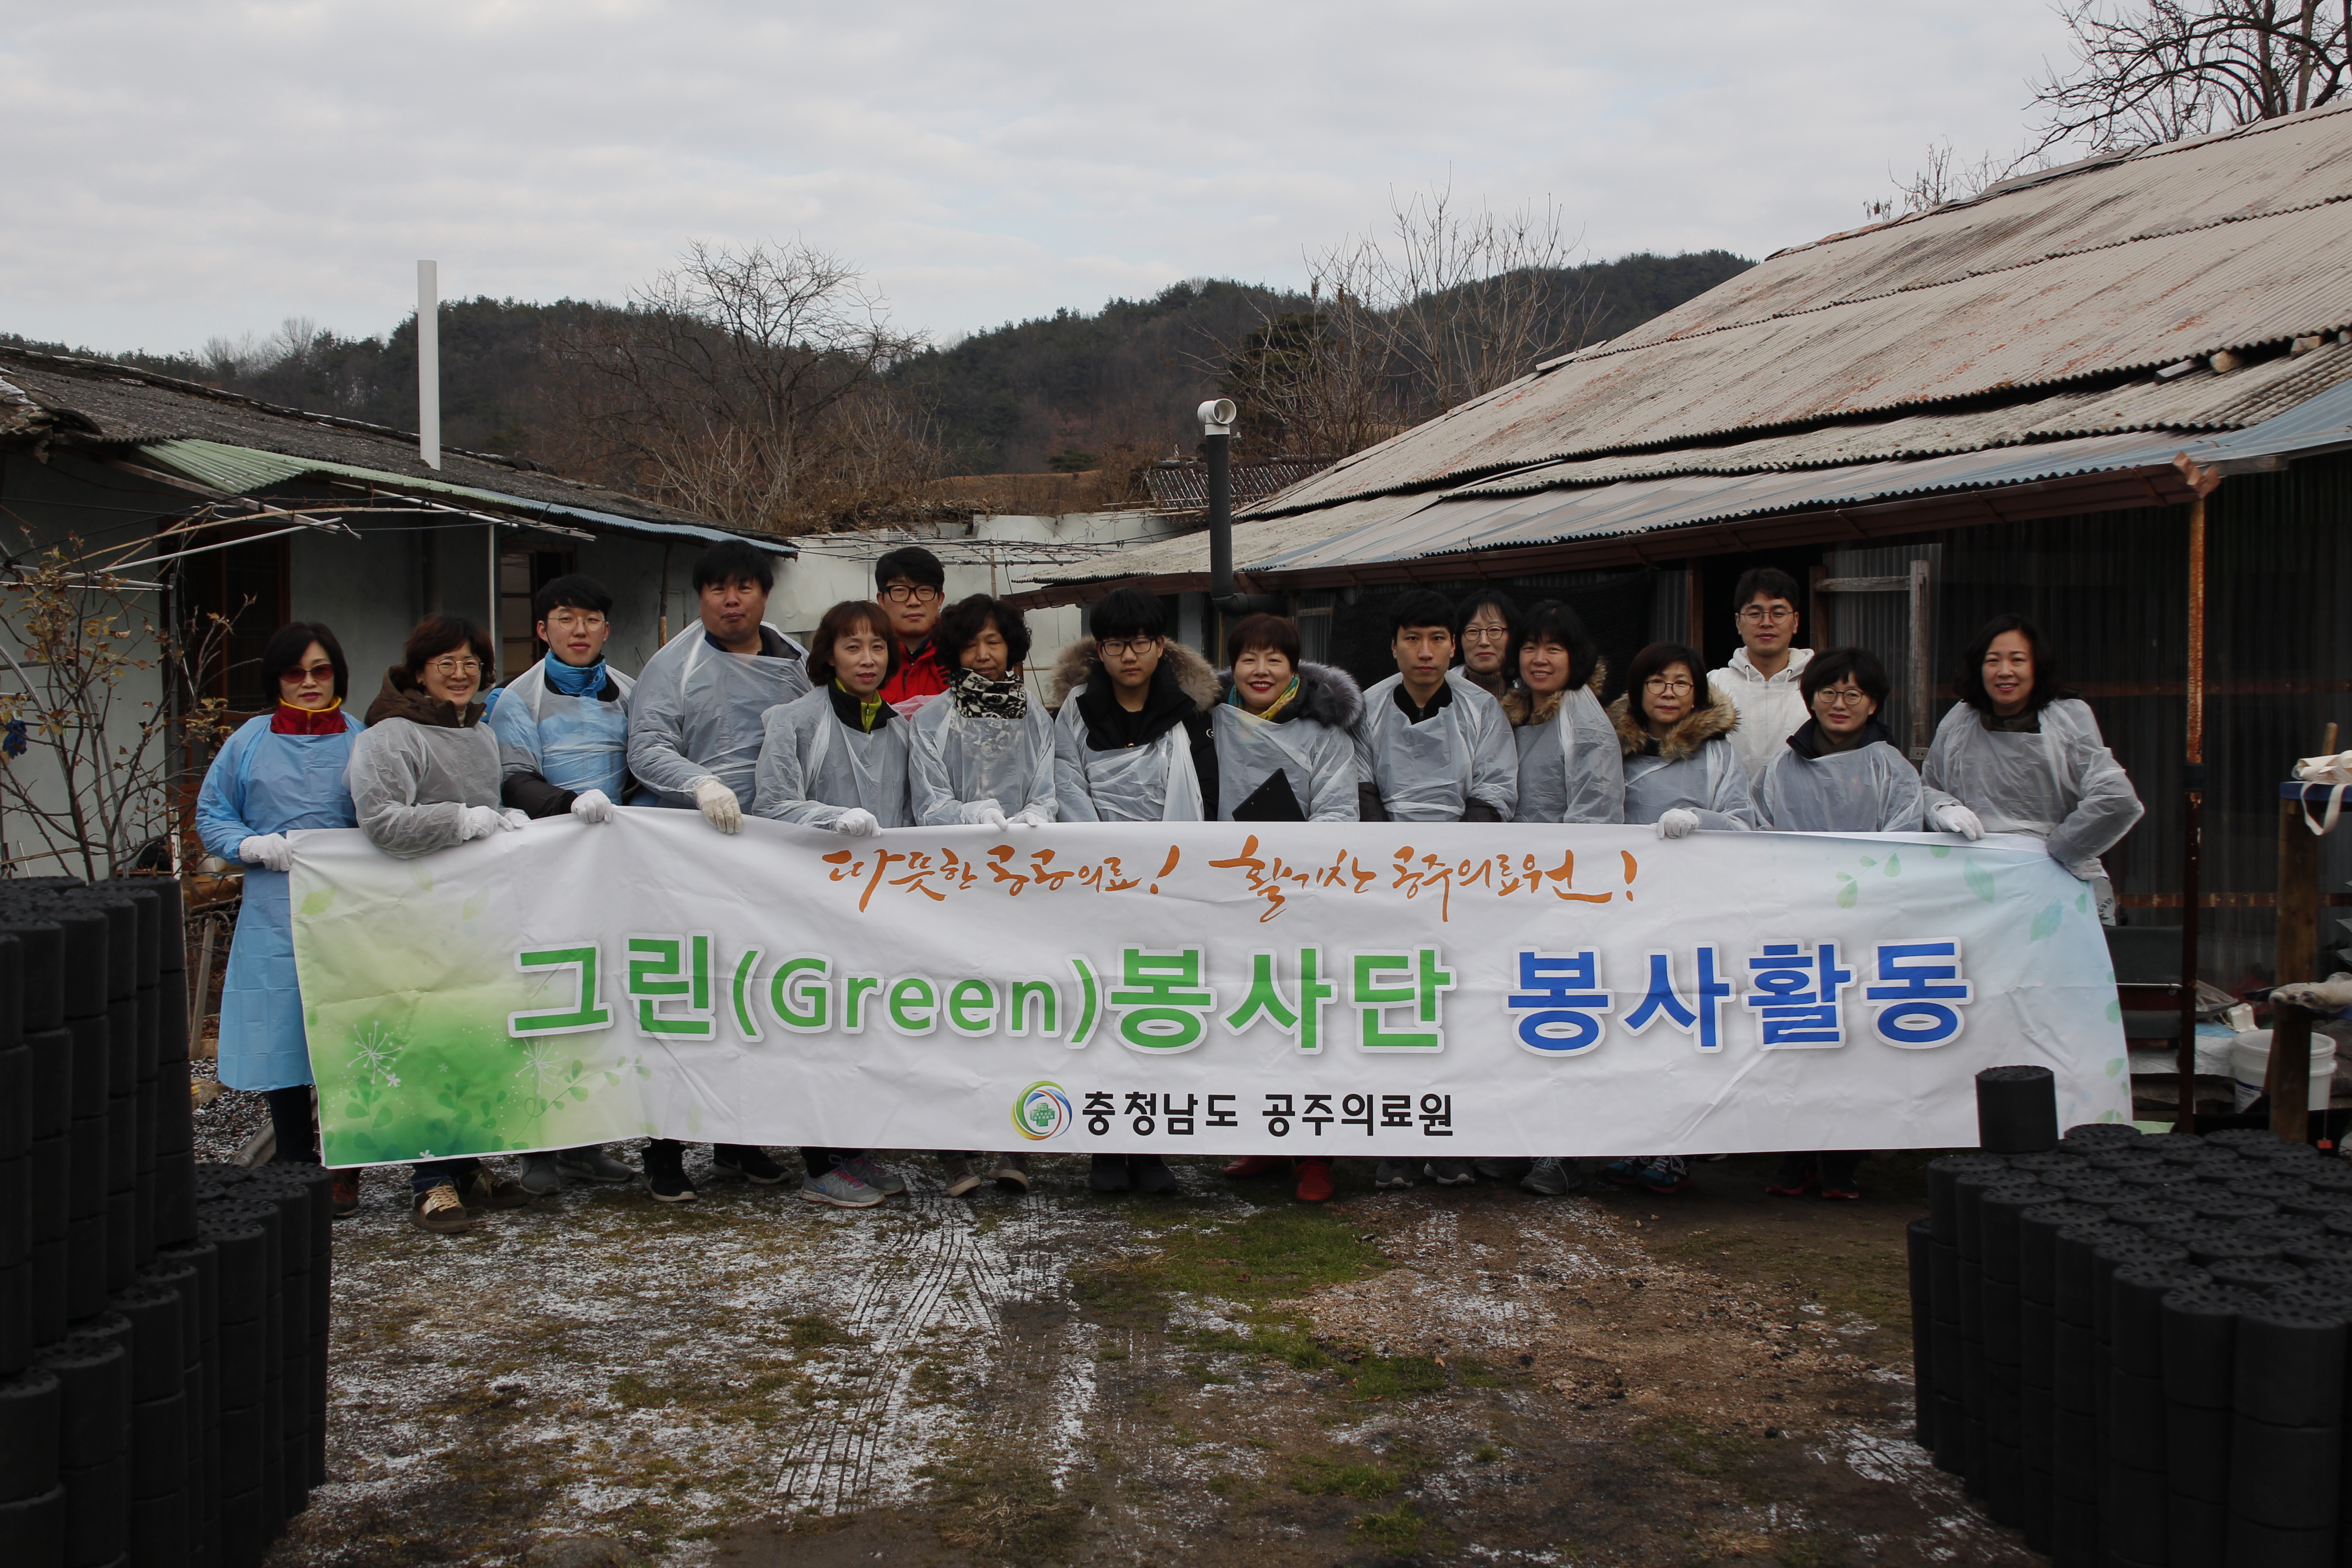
[1934,802,1984,840]
[833,808,881,837]
[692,777,742,835]
[238,833,292,873]
[459,805,510,841]
[1008,806,1052,828]
[1656,808,1700,840]
[501,808,531,830]
[970,804,1009,830]
[569,789,615,824]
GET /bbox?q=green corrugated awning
[133,438,795,555]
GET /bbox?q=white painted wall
[772,510,1190,701]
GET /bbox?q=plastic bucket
[2231,1032,2337,1112]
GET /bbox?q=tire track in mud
[769,1180,1110,1512]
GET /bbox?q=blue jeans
[410,1158,482,1198]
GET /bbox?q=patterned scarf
[1229,675,1300,721]
[949,667,1027,720]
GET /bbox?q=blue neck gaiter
[544,653,606,697]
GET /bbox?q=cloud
[0,0,2069,353]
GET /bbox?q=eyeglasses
[545,610,607,628]
[428,657,484,677]
[1643,677,1694,695]
[1815,689,1871,710]
[881,584,942,605]
[1460,625,1510,644]
[284,662,335,683]
[1097,637,1161,658]
[1739,605,1796,625]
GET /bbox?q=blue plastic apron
[217,722,363,1090]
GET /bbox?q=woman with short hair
[195,622,368,1213]
[908,593,1055,831]
[1921,613,2143,923]
[1453,588,1521,702]
[1754,646,1926,834]
[907,593,1053,1198]
[1211,613,1362,824]
[1503,600,1623,827]
[753,599,915,1211]
[344,615,534,1232]
[1609,642,1757,839]
[1751,646,1923,1202]
[1211,613,1362,1203]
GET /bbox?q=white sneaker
[841,1155,906,1196]
[800,1166,885,1209]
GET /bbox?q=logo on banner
[1012,1081,1073,1141]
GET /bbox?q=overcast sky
[2,0,2077,358]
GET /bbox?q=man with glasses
[488,573,643,1194]
[1710,567,1816,790]
[875,545,952,715]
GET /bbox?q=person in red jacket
[876,544,952,715]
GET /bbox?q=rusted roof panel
[1249,103,2352,523]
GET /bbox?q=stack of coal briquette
[1914,1112,2352,1567]
[0,877,334,1568]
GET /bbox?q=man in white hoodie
[1710,567,1815,790]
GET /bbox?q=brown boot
[331,1168,360,1219]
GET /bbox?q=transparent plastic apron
[1214,705,1323,821]
[1079,723,1203,821]
[800,704,913,827]
[1366,698,1472,820]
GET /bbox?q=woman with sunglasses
[345,614,535,1232]
[194,622,367,1211]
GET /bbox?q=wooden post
[2279,796,2323,985]
[2176,495,2206,1131]
[2270,787,2326,1141]
[2269,1003,2318,1142]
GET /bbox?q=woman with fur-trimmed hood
[1608,641,1758,838]
[1049,587,1219,822]
[1212,614,1363,823]
[1501,600,1623,824]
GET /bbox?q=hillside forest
[4,249,1750,531]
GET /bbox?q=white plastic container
[2231,1031,2339,1112]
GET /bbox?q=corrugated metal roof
[1140,456,1336,510]
[1249,102,2352,523]
[135,438,795,555]
[1028,366,2352,591]
[0,345,750,536]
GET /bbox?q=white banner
[288,813,2131,1166]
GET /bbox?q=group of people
[194,545,2145,1231]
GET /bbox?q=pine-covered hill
[3,249,1750,479]
[901,250,1755,474]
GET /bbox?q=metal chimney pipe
[1199,397,1280,615]
[1201,397,1235,599]
[417,260,441,471]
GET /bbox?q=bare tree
[1865,139,2047,221]
[0,545,235,879]
[1215,185,1596,459]
[548,240,937,534]
[2031,0,2348,153]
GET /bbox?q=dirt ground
[256,1144,2034,1568]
